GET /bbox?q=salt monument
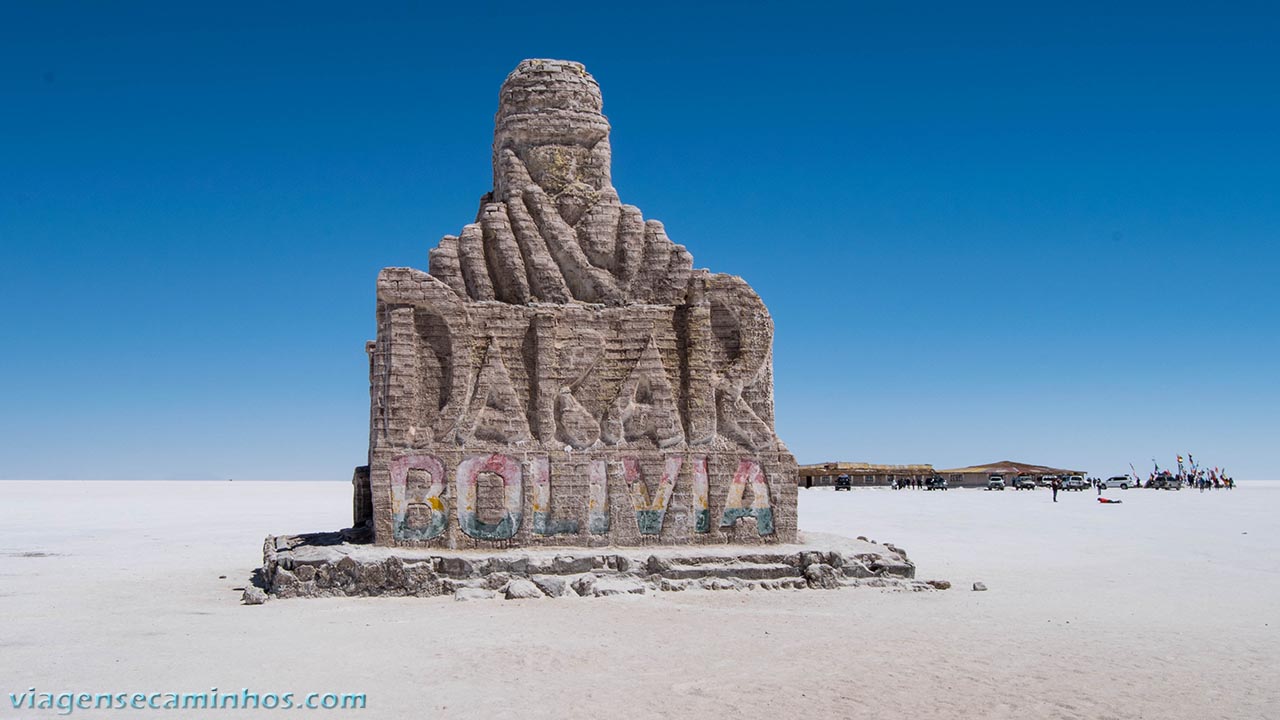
[253,60,920,600]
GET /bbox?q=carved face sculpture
[493,60,613,224]
[521,144,602,225]
[434,59,698,306]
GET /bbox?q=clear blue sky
[2,2,1276,481]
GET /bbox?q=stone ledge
[248,530,932,602]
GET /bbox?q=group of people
[1143,471,1236,490]
[1051,475,1238,503]
[1072,474,1236,491]
[883,473,1237,493]
[1194,475,1235,491]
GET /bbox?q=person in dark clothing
[1051,478,1060,502]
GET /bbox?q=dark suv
[834,474,853,491]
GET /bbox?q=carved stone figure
[359,59,796,548]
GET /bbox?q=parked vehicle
[834,474,852,491]
[1013,475,1036,490]
[1038,475,1059,487]
[1063,475,1088,491]
[925,476,948,491]
[1102,476,1131,490]
[986,475,1006,490]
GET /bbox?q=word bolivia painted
[355,59,797,548]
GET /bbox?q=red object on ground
[1098,497,1122,504]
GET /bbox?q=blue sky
[1,2,1276,480]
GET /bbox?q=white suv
[1102,476,1132,489]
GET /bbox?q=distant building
[797,462,935,488]
[935,460,1087,488]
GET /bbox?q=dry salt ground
[2,480,1277,720]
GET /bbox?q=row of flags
[1139,453,1225,482]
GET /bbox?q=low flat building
[935,460,1087,488]
[797,462,935,488]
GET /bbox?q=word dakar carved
[359,59,797,548]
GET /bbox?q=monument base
[246,530,937,602]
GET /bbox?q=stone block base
[248,530,935,602]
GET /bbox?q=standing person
[1052,477,1060,503]
[1097,480,1103,496]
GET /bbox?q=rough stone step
[659,562,800,580]
[255,531,919,601]
[859,556,914,578]
[651,554,802,568]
